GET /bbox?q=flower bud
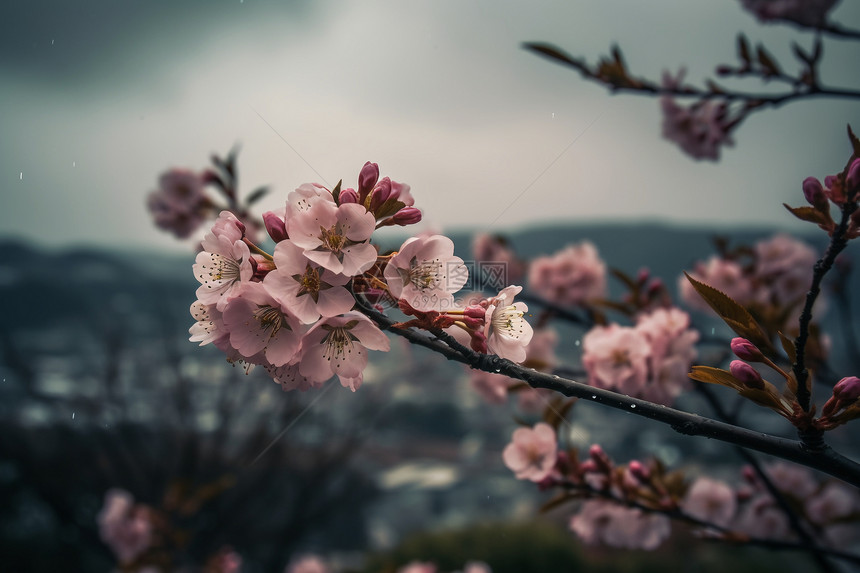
[847,159,860,194]
[464,305,486,320]
[802,177,828,210]
[588,444,612,473]
[390,180,414,206]
[392,206,422,226]
[262,211,287,243]
[730,360,765,390]
[370,177,392,212]
[628,459,650,482]
[470,330,488,353]
[358,161,379,202]
[339,187,359,204]
[833,376,860,402]
[730,337,763,362]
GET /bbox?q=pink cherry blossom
[147,168,209,238]
[285,554,331,573]
[189,301,228,346]
[207,547,243,573]
[397,562,437,573]
[733,494,790,540]
[384,235,468,312]
[739,0,837,27]
[502,422,558,482]
[470,370,511,404]
[681,477,737,528]
[764,462,818,499]
[527,242,607,306]
[679,256,753,312]
[266,360,323,393]
[461,563,492,573]
[286,182,334,220]
[753,234,816,307]
[570,500,671,550]
[202,211,247,251]
[805,482,860,525]
[471,233,526,286]
[635,307,698,405]
[484,286,533,363]
[288,199,377,276]
[264,241,355,323]
[660,70,734,161]
[299,312,390,391]
[582,324,650,395]
[96,489,153,565]
[194,233,254,311]
[222,282,303,367]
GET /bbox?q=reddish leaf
[783,203,833,229]
[683,273,772,352]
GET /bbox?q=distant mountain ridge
[0,223,844,331]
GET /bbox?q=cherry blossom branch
[352,294,860,488]
[694,383,836,573]
[523,42,860,107]
[554,477,860,567]
[793,201,859,423]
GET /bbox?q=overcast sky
[3,0,860,253]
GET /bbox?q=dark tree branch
[353,295,860,488]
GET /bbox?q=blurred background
[2,1,860,571]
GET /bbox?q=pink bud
[392,206,422,226]
[470,330,488,353]
[730,338,763,362]
[730,360,764,390]
[460,316,483,330]
[370,177,392,211]
[802,177,828,210]
[589,444,612,472]
[358,161,379,202]
[464,305,486,320]
[833,376,860,401]
[847,159,860,193]
[628,460,650,482]
[339,187,359,204]
[262,211,287,243]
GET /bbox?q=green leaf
[374,198,407,220]
[245,186,269,206]
[683,272,772,352]
[331,179,343,205]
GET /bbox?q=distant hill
[0,223,846,332]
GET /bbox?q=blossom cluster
[526,241,607,307]
[739,0,838,27]
[286,556,491,573]
[660,69,736,161]
[501,424,860,551]
[189,162,537,392]
[582,307,699,406]
[97,489,242,573]
[679,233,818,325]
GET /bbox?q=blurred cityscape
[1,223,858,571]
